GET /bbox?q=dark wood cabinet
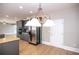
[17,20,29,41]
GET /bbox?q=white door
[50,19,64,45]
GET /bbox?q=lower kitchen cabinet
[0,40,19,55]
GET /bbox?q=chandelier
[25,3,54,27]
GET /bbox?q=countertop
[0,35,19,44]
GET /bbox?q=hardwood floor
[19,40,79,55]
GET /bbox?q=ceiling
[0,3,78,24]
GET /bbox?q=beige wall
[42,4,79,49]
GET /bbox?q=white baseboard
[42,41,79,53]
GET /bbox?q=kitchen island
[0,35,19,55]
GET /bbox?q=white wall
[42,4,79,49]
[0,23,16,35]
